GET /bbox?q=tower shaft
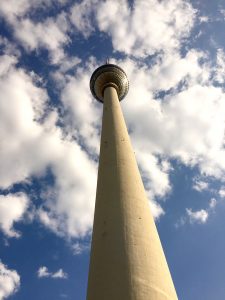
[87,86,178,300]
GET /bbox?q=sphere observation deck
[90,64,129,103]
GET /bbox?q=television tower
[87,63,178,300]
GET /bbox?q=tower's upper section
[90,64,129,103]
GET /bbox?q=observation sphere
[90,64,129,103]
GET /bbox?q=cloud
[0,0,197,61]
[71,242,90,255]
[193,179,209,192]
[0,54,97,239]
[37,138,97,238]
[209,198,217,209]
[37,266,67,279]
[135,151,169,219]
[186,208,208,224]
[147,50,209,92]
[58,62,169,220]
[176,197,217,227]
[218,188,225,198]
[37,266,50,278]
[0,37,20,57]
[0,193,29,238]
[0,0,33,21]
[220,9,225,19]
[70,0,97,38]
[0,1,70,64]
[122,56,225,180]
[60,62,100,154]
[0,0,225,242]
[96,0,196,57]
[149,200,165,220]
[199,16,209,23]
[52,269,68,279]
[215,48,225,84]
[0,54,49,188]
[13,14,70,64]
[0,0,67,21]
[136,152,171,199]
[0,261,20,300]
[57,50,225,222]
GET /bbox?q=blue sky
[0,0,225,299]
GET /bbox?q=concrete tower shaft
[87,64,178,300]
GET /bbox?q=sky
[0,0,225,299]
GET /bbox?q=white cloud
[0,0,224,240]
[0,37,20,57]
[14,14,70,64]
[136,152,171,199]
[215,48,225,84]
[149,199,165,220]
[0,0,32,21]
[70,0,96,38]
[60,62,101,154]
[209,198,217,209]
[55,56,81,76]
[147,50,209,91]
[37,139,97,238]
[0,0,67,21]
[37,266,50,278]
[1,45,225,239]
[37,266,67,279]
[60,60,172,220]
[71,242,90,255]
[220,9,225,19]
[186,208,208,224]
[0,55,97,239]
[121,56,225,180]
[50,55,82,89]
[1,0,197,61]
[57,52,225,224]
[0,54,17,76]
[135,151,168,219]
[0,1,70,64]
[199,16,209,23]
[52,269,68,279]
[0,261,20,300]
[96,0,196,57]
[176,197,217,227]
[218,188,225,198]
[0,55,49,188]
[0,193,29,238]
[193,179,209,192]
